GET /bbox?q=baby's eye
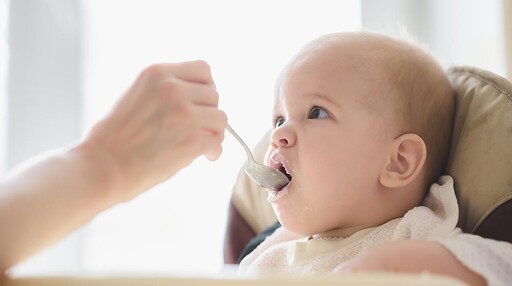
[274,116,285,128]
[308,107,329,119]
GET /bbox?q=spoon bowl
[226,124,290,191]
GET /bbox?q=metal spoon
[226,124,290,191]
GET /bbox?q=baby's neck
[312,223,381,240]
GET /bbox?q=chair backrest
[224,66,512,264]
[446,66,512,241]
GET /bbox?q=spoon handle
[226,124,255,161]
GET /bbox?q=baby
[238,32,512,286]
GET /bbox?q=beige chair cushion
[446,66,512,233]
[231,65,512,238]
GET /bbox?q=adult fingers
[200,131,224,161]
[166,79,219,107]
[196,107,227,161]
[197,106,228,135]
[149,61,216,86]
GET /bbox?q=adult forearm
[0,143,121,273]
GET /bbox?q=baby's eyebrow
[311,93,340,108]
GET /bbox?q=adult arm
[0,61,227,273]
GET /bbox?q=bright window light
[82,0,361,275]
[0,0,7,173]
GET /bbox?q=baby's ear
[379,134,427,188]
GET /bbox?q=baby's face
[266,46,396,237]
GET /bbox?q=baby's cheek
[274,195,309,234]
[263,148,272,166]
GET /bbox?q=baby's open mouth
[278,163,293,182]
[269,150,293,188]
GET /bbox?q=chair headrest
[446,66,512,236]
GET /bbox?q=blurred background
[1,0,510,277]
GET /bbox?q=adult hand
[0,61,226,272]
[81,60,227,202]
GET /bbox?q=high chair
[224,65,512,264]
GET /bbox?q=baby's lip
[269,150,293,182]
[269,150,285,170]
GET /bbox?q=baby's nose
[271,126,296,148]
[278,138,289,146]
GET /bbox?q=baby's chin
[275,209,320,236]
[281,226,319,238]
[267,188,289,203]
